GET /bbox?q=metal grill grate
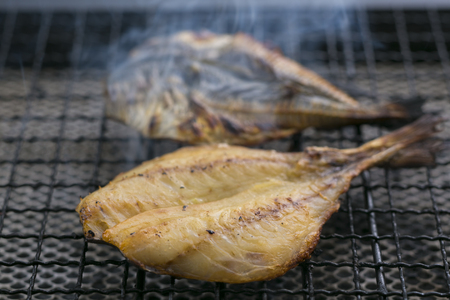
[1,7,450,300]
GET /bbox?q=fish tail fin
[369,96,426,128]
[379,138,445,168]
[345,114,444,173]
[358,114,442,150]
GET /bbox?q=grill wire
[1,8,450,300]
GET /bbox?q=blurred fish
[105,31,419,145]
[78,115,442,283]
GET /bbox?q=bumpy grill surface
[0,7,450,300]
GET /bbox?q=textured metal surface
[0,8,450,300]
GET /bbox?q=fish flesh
[105,31,417,145]
[77,115,442,283]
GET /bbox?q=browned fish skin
[77,116,442,283]
[77,145,307,241]
[105,31,411,145]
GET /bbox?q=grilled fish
[105,31,417,145]
[77,116,442,283]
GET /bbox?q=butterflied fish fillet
[105,31,418,145]
[77,116,442,283]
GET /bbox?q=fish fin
[380,138,444,168]
[303,115,444,172]
[390,95,426,118]
[358,114,444,152]
[339,115,444,174]
[377,96,426,126]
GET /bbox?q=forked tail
[344,114,444,175]
[302,115,443,177]
[377,96,425,120]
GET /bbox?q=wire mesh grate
[0,7,450,300]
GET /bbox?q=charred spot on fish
[179,117,203,137]
[220,116,245,135]
[86,230,95,238]
[206,230,215,234]
[189,96,208,114]
[180,186,185,189]
[149,116,159,133]
[130,232,135,236]
[255,211,261,215]
[138,174,144,176]
[178,117,194,131]
[191,122,203,137]
[283,83,300,99]
[188,94,218,128]
[205,114,219,129]
[79,208,92,222]
[162,171,167,175]
[305,148,323,159]
[190,169,194,173]
[182,205,187,211]
[155,233,161,237]
[239,216,242,221]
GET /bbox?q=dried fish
[77,115,442,283]
[105,31,417,145]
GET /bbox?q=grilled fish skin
[105,31,413,145]
[77,144,306,241]
[77,116,442,283]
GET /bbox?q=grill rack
[0,7,450,300]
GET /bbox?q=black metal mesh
[0,7,450,300]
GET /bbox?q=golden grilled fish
[77,116,442,283]
[105,31,418,145]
